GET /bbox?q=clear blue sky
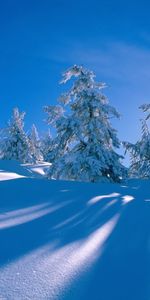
[0,0,150,144]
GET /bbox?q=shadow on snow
[0,176,149,299]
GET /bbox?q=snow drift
[0,160,149,300]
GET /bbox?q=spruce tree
[124,104,150,178]
[0,107,33,163]
[45,65,126,182]
[29,124,43,163]
[41,129,53,162]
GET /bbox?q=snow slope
[0,160,51,181]
[0,161,149,300]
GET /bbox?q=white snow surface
[0,160,149,300]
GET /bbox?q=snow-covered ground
[0,160,149,300]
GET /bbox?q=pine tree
[29,124,43,163]
[124,104,150,178]
[44,65,126,182]
[0,107,33,163]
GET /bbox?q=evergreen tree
[41,129,53,162]
[45,65,126,182]
[29,124,43,162]
[124,104,150,178]
[140,103,150,120]
[0,107,33,163]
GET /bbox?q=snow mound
[0,160,149,300]
[23,161,51,177]
[0,160,32,180]
[0,160,50,181]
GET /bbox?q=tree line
[0,65,150,182]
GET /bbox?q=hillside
[0,160,149,300]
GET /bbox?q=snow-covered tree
[44,65,126,182]
[0,107,33,163]
[29,124,43,162]
[41,129,53,162]
[139,103,150,120]
[124,104,150,178]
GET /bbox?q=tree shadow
[0,177,149,300]
[0,178,122,266]
[78,181,150,300]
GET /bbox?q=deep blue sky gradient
[0,0,150,146]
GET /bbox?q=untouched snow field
[0,161,150,300]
